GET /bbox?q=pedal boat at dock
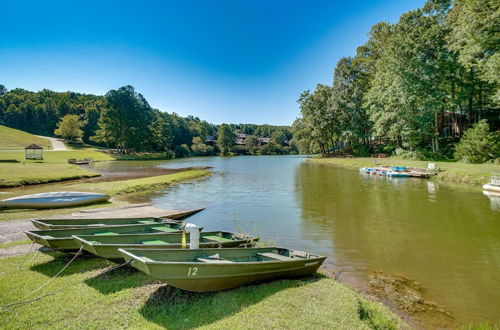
[0,192,109,210]
[73,231,259,259]
[31,208,204,229]
[118,247,326,292]
[24,222,184,251]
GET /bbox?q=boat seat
[257,252,294,261]
[202,235,233,242]
[137,220,157,224]
[94,231,118,235]
[151,226,177,232]
[141,257,156,262]
[141,240,169,245]
[197,257,234,263]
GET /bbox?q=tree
[191,136,214,156]
[54,114,83,142]
[91,85,155,153]
[244,135,259,148]
[0,84,7,96]
[217,124,234,155]
[447,0,499,102]
[454,120,500,163]
[271,130,286,145]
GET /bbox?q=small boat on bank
[31,208,204,229]
[118,247,326,292]
[31,214,196,230]
[483,174,500,193]
[386,170,410,178]
[24,222,183,251]
[73,231,259,259]
[0,192,109,210]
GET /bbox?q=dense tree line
[0,84,292,157]
[292,0,499,162]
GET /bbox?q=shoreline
[308,157,499,185]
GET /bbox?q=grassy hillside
[0,125,52,150]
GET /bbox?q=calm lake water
[88,155,500,324]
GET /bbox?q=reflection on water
[112,155,499,324]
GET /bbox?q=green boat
[24,222,183,251]
[73,231,259,259]
[31,208,203,229]
[118,247,326,292]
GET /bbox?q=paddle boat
[118,247,326,292]
[0,192,109,210]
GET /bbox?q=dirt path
[36,135,68,150]
[0,218,35,244]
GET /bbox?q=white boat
[483,183,500,193]
[483,174,500,194]
[0,192,110,210]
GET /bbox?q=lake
[88,155,500,325]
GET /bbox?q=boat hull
[119,247,326,292]
[24,223,183,251]
[483,184,500,193]
[0,192,109,210]
[31,217,179,230]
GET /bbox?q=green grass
[0,239,31,249]
[0,163,101,187]
[0,252,403,329]
[0,150,116,187]
[0,170,211,221]
[0,125,52,150]
[309,157,499,185]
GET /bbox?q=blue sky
[0,0,425,125]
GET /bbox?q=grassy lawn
[0,125,52,150]
[309,157,499,185]
[0,252,403,329]
[0,169,211,221]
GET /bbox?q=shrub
[454,120,500,163]
[174,144,190,158]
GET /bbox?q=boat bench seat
[138,220,157,224]
[141,257,156,262]
[197,257,234,263]
[94,232,118,236]
[257,252,294,261]
[141,240,169,245]
[151,226,177,233]
[202,235,233,243]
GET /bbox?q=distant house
[205,136,216,145]
[234,133,247,145]
[258,137,271,146]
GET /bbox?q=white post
[183,223,200,249]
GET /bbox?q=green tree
[191,136,214,156]
[271,130,286,145]
[447,0,499,102]
[54,114,84,142]
[244,135,259,147]
[92,85,155,153]
[454,120,500,163]
[217,124,234,155]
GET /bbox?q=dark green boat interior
[74,231,246,245]
[121,247,321,263]
[27,223,181,239]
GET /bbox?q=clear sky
[0,0,425,125]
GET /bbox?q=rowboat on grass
[31,208,204,229]
[24,222,184,251]
[73,231,259,259]
[118,247,326,292]
[0,192,109,210]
